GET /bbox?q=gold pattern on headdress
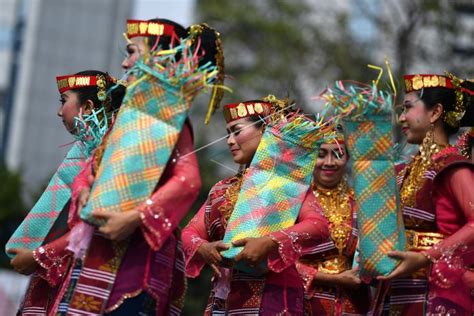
[405,75,449,92]
[57,75,99,93]
[68,77,76,88]
[188,24,204,44]
[444,72,466,128]
[96,75,107,101]
[147,22,164,35]
[127,21,165,37]
[57,78,69,91]
[262,94,293,124]
[188,23,226,124]
[127,23,139,35]
[237,103,247,117]
[224,102,268,122]
[75,77,90,86]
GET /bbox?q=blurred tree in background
[194,0,372,104]
[354,0,471,82]
[0,164,24,269]
[193,0,470,106]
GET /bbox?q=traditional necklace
[312,177,353,255]
[399,134,446,209]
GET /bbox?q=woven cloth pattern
[325,81,405,278]
[80,38,218,225]
[345,119,405,278]
[222,116,326,261]
[6,142,85,255]
[80,77,188,225]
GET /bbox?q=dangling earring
[419,123,440,166]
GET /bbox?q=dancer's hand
[76,188,90,214]
[377,251,430,281]
[93,210,141,241]
[233,236,277,267]
[76,174,94,213]
[197,241,229,277]
[462,270,474,289]
[8,248,37,275]
[335,268,361,290]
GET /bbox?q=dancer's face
[57,90,91,134]
[313,143,348,189]
[122,38,146,71]
[399,92,433,144]
[226,117,264,165]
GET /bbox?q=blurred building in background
[0,0,17,163]
[0,0,133,199]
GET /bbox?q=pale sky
[133,0,195,26]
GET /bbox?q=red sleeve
[137,123,202,251]
[181,202,209,278]
[295,261,319,292]
[427,165,474,262]
[268,189,330,273]
[33,233,72,287]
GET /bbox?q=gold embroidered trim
[400,133,446,210]
[399,154,427,209]
[218,171,246,224]
[104,289,143,313]
[405,229,444,251]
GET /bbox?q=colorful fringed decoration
[6,142,86,255]
[80,38,218,225]
[323,81,405,279]
[222,115,332,273]
[73,106,111,157]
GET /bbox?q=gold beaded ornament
[188,23,226,124]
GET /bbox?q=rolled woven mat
[324,81,405,279]
[222,115,332,273]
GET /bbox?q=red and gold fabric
[182,174,329,315]
[68,124,198,315]
[222,101,273,123]
[126,19,176,39]
[56,75,101,94]
[18,124,199,315]
[373,147,474,315]
[403,74,455,93]
[297,184,371,316]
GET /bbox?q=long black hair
[71,70,126,115]
[417,80,474,135]
[144,18,222,69]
